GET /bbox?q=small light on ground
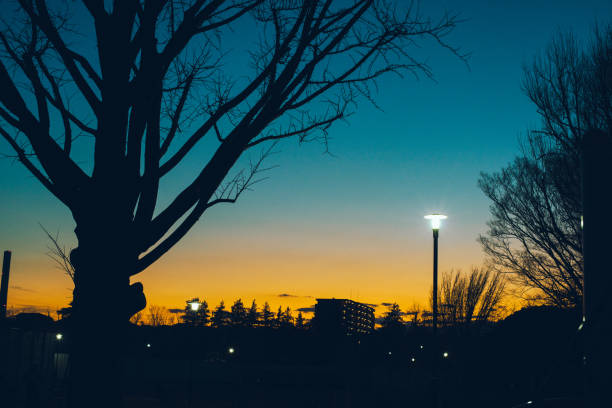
[526,402,533,405]
[56,333,63,340]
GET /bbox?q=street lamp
[425,214,447,231]
[187,299,201,408]
[424,214,446,337]
[425,213,446,408]
[188,301,201,312]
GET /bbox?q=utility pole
[1,250,11,319]
[582,129,612,408]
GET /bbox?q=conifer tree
[247,300,259,327]
[230,298,247,326]
[181,297,209,326]
[275,306,284,328]
[296,312,305,329]
[381,303,404,330]
[281,306,294,328]
[211,301,229,328]
[261,302,274,328]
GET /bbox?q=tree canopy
[479,24,612,308]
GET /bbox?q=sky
[1,0,611,319]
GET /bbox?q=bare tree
[404,301,421,327]
[479,156,583,307]
[147,305,174,326]
[129,310,143,325]
[479,25,612,308]
[0,1,463,404]
[430,267,506,330]
[41,225,75,282]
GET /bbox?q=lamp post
[424,214,446,334]
[187,299,202,326]
[424,213,447,408]
[187,300,201,408]
[188,300,201,312]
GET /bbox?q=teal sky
[1,1,611,314]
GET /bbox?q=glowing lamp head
[56,333,63,340]
[189,301,201,312]
[425,214,447,230]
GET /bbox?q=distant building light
[228,347,235,354]
[189,301,201,311]
[388,351,392,355]
[146,343,151,348]
[56,333,63,340]
[420,345,424,349]
[443,352,449,358]
[411,357,416,363]
[526,402,533,405]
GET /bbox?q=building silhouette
[313,298,375,335]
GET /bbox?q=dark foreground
[1,307,583,407]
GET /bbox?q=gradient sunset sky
[1,0,610,318]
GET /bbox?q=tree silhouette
[280,306,294,328]
[246,299,259,327]
[181,297,209,326]
[211,300,229,328]
[41,225,75,283]
[295,311,305,329]
[381,302,403,330]
[404,302,422,327]
[261,301,274,328]
[0,1,463,403]
[230,298,247,326]
[147,305,175,326]
[275,306,284,328]
[479,25,612,307]
[129,310,143,325]
[432,267,506,330]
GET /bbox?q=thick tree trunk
[66,218,145,408]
